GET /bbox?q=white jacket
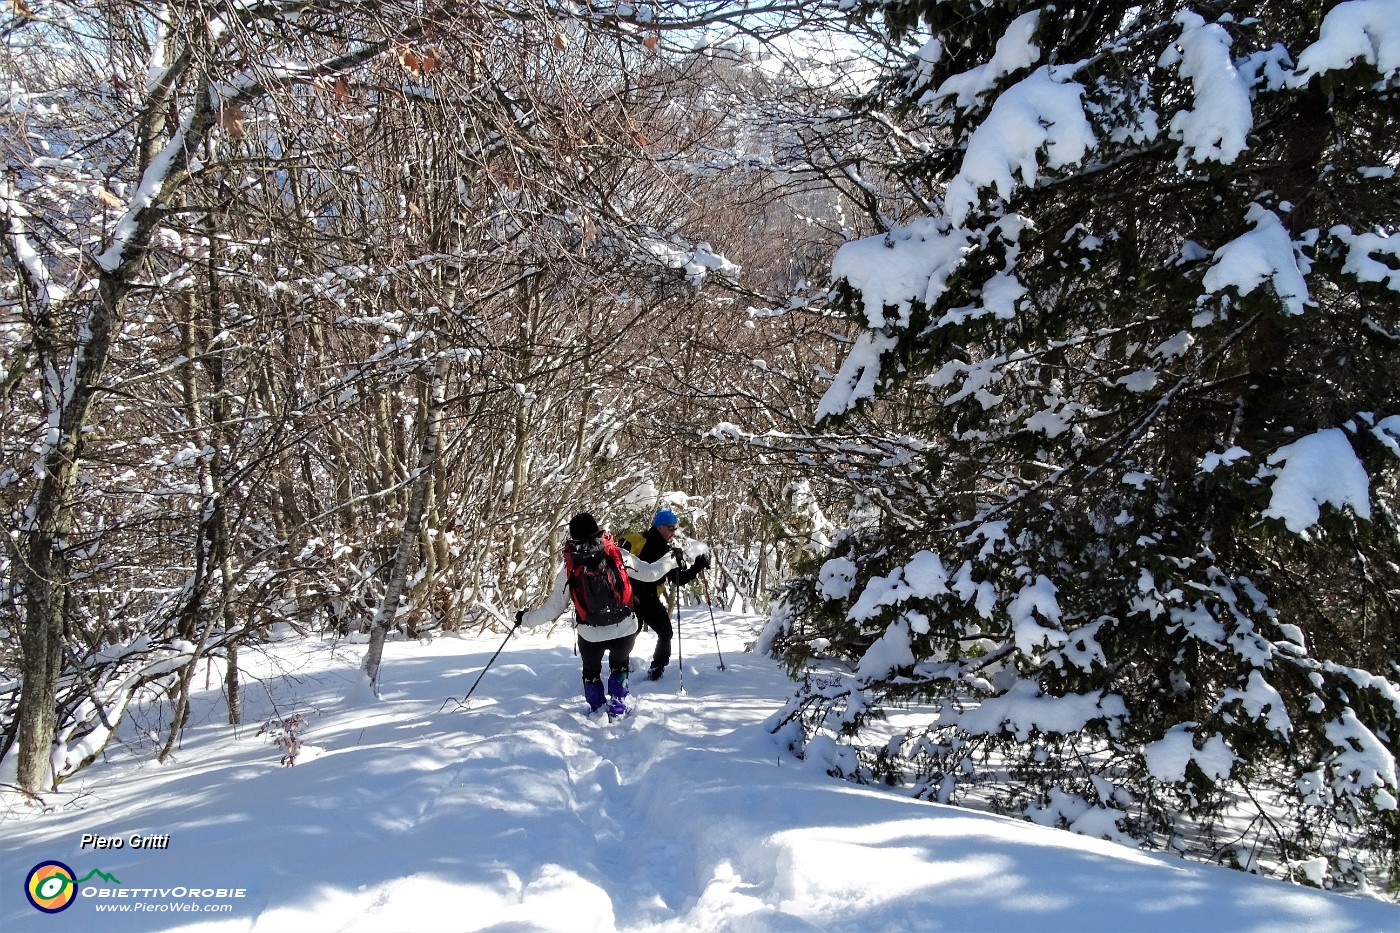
[521,548,678,643]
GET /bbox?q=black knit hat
[568,512,600,541]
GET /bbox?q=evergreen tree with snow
[766,0,1400,887]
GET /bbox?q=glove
[691,553,710,573]
[670,547,687,569]
[514,609,525,630]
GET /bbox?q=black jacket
[627,527,704,601]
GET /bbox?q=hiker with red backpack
[515,512,679,718]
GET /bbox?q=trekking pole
[442,603,518,712]
[674,577,685,696]
[700,570,726,671]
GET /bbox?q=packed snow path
[3,609,1396,932]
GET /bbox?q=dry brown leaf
[314,76,351,102]
[397,46,422,74]
[218,104,247,138]
[397,45,442,77]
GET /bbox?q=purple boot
[607,667,630,719]
[583,677,605,713]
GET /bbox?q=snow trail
[2,609,1396,932]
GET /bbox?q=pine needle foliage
[766,0,1400,890]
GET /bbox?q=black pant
[577,631,637,681]
[635,595,672,671]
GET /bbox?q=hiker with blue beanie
[620,508,710,681]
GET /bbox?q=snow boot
[607,666,630,720]
[583,676,606,713]
[607,666,630,700]
[646,665,664,682]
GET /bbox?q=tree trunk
[361,360,449,689]
[14,274,123,793]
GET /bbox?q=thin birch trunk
[361,360,448,689]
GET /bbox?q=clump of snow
[1007,575,1064,654]
[1143,723,1238,782]
[952,560,999,618]
[1202,446,1251,472]
[817,556,858,600]
[1202,205,1311,315]
[830,218,973,330]
[1117,369,1159,392]
[947,680,1129,742]
[640,237,740,285]
[847,550,950,622]
[920,11,1042,112]
[1372,415,1400,457]
[1160,12,1253,168]
[1025,404,1073,437]
[928,356,1007,409]
[1332,225,1400,291]
[855,619,916,681]
[1027,788,1136,847]
[1297,856,1330,886]
[1219,670,1293,739]
[1261,428,1372,532]
[815,330,899,421]
[1292,0,1400,85]
[944,67,1095,225]
[1324,710,1399,805]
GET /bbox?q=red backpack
[563,532,634,626]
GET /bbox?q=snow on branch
[846,550,950,622]
[945,679,1129,743]
[831,218,973,330]
[49,638,200,781]
[1160,12,1253,169]
[1143,723,1237,783]
[1372,415,1400,458]
[1323,710,1399,807]
[638,237,741,285]
[1332,224,1400,292]
[93,107,199,273]
[1,178,67,308]
[1202,205,1311,316]
[918,11,1042,114]
[1292,0,1400,87]
[1260,428,1372,533]
[944,66,1094,226]
[814,329,897,421]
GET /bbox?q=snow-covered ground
[3,608,1396,932]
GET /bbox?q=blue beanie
[653,509,679,528]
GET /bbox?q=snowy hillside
[3,609,1396,932]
